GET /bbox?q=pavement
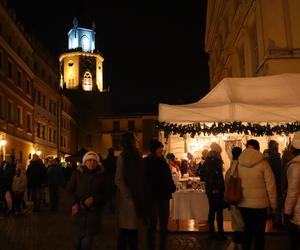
[0,189,290,250]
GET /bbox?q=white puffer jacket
[237,148,277,209]
[284,155,300,226]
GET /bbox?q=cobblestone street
[0,190,290,250]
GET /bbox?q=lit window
[82,71,93,91]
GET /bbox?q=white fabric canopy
[159,73,300,123]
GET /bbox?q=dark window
[27,114,32,132]
[53,130,56,143]
[37,123,41,138]
[42,95,45,108]
[19,151,23,161]
[17,70,21,87]
[49,128,52,142]
[128,120,135,131]
[26,79,31,95]
[60,136,63,146]
[8,61,12,79]
[42,125,45,139]
[49,100,52,113]
[113,120,120,132]
[53,102,57,115]
[8,101,14,122]
[37,91,41,105]
[16,106,22,126]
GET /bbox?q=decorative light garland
[155,121,300,137]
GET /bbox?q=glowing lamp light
[33,150,42,156]
[278,136,284,142]
[0,139,7,147]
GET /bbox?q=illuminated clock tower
[59,18,104,91]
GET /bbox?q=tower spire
[73,17,78,29]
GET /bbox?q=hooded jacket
[237,148,277,209]
[284,155,300,225]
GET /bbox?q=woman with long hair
[115,132,146,250]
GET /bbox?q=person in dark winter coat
[144,139,176,250]
[25,154,46,212]
[264,140,283,228]
[67,151,110,250]
[47,158,65,211]
[203,150,226,240]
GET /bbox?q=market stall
[158,73,300,167]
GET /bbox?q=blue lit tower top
[60,18,104,92]
[68,18,95,52]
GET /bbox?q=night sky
[8,1,210,114]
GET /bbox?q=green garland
[155,121,300,137]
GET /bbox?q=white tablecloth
[170,190,209,221]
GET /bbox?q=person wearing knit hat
[284,132,300,250]
[67,151,109,250]
[82,151,100,166]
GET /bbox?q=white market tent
[158,73,300,167]
[159,73,300,124]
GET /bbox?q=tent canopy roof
[159,74,300,124]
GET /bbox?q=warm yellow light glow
[32,150,42,156]
[0,139,7,147]
[82,71,93,91]
[211,137,218,142]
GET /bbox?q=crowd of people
[68,134,176,250]
[1,131,300,250]
[164,136,299,250]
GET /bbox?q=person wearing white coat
[284,132,300,250]
[237,140,277,250]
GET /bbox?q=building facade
[205,0,300,87]
[1,2,159,164]
[99,114,158,157]
[0,0,77,165]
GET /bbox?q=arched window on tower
[82,71,93,91]
[81,35,90,52]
